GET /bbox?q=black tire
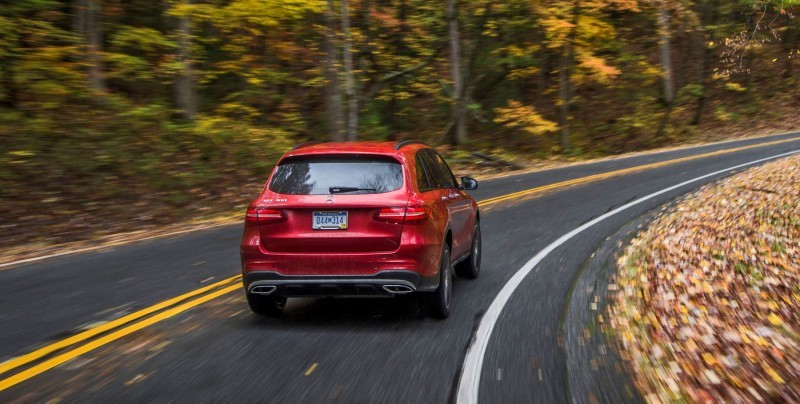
[455,223,481,279]
[247,292,287,316]
[424,247,452,319]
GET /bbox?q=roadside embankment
[610,154,800,401]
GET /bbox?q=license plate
[312,211,348,230]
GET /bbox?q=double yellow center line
[477,136,800,207]
[1,134,799,392]
[0,276,241,391]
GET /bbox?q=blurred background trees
[0,0,798,247]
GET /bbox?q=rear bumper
[243,270,439,297]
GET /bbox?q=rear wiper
[329,186,377,194]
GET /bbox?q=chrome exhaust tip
[382,285,414,295]
[250,285,277,295]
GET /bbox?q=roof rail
[291,141,321,151]
[393,140,427,150]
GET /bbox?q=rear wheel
[424,247,452,319]
[247,292,287,316]
[455,223,481,279]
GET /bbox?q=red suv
[240,141,481,318]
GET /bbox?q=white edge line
[456,149,800,404]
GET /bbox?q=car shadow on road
[250,296,425,327]
[237,282,473,330]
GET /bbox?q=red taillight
[375,204,428,224]
[245,207,285,225]
[403,205,428,224]
[376,207,406,224]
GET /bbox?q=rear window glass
[269,156,404,195]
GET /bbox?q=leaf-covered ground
[610,154,800,402]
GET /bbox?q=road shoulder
[563,214,648,404]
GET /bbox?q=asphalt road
[2,132,800,403]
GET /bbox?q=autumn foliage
[611,154,800,401]
[1,0,799,249]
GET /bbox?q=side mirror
[460,177,478,191]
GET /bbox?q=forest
[1,0,799,248]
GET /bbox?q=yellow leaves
[648,313,659,328]
[764,366,785,384]
[768,313,784,327]
[604,0,640,12]
[223,0,324,26]
[177,0,324,35]
[701,282,713,294]
[493,100,558,136]
[508,67,541,81]
[541,17,575,48]
[610,154,800,400]
[622,331,633,343]
[246,77,263,86]
[740,331,752,344]
[577,53,620,82]
[729,374,746,388]
[723,82,747,93]
[499,44,539,59]
[216,103,260,120]
[702,353,717,366]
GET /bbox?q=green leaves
[109,26,174,54]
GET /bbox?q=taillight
[245,207,286,225]
[403,205,428,224]
[375,204,429,224]
[376,207,406,224]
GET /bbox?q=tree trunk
[446,0,467,145]
[0,52,16,108]
[72,0,86,36]
[692,1,718,126]
[657,4,674,105]
[85,0,106,94]
[385,0,409,138]
[341,0,358,141]
[558,0,579,152]
[175,3,196,121]
[536,49,550,109]
[324,0,345,141]
[692,37,711,126]
[783,12,796,78]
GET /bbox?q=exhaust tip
[382,285,414,295]
[250,285,277,295]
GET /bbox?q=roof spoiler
[393,140,427,150]
[291,141,322,151]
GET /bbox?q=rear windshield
[268,156,404,195]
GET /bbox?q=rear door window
[430,152,457,188]
[269,156,404,195]
[419,151,446,189]
[415,152,433,191]
[421,150,455,189]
